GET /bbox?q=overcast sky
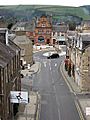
[0,0,90,7]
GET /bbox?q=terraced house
[0,28,21,120]
[75,33,90,90]
[13,35,33,69]
[66,31,90,91]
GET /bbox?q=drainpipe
[5,29,9,45]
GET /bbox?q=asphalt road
[33,50,81,120]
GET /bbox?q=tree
[68,21,76,30]
[7,23,13,30]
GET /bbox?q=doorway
[47,39,50,44]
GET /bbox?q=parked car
[47,53,59,59]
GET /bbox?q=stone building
[13,35,33,68]
[52,23,68,44]
[0,28,21,120]
[76,20,90,33]
[65,31,76,77]
[81,20,90,33]
[34,15,52,45]
[66,31,90,91]
[75,33,90,90]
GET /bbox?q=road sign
[10,91,28,104]
[86,107,90,115]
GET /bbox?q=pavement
[21,62,40,77]
[60,61,90,120]
[33,45,56,53]
[15,62,41,120]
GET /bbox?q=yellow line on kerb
[60,63,73,93]
[75,101,85,120]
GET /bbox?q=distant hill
[0,5,90,25]
[81,5,90,15]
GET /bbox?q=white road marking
[51,70,61,120]
[53,83,61,120]
[43,61,47,67]
[55,63,57,67]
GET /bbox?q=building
[34,15,52,45]
[0,21,7,28]
[52,23,68,44]
[66,31,90,91]
[75,33,90,90]
[81,20,90,33]
[65,31,76,77]
[76,20,90,33]
[13,35,33,68]
[66,31,76,58]
[0,28,21,120]
[25,21,35,45]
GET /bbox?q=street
[32,49,81,120]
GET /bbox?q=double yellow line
[60,62,73,93]
[75,100,85,120]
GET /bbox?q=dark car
[47,53,59,59]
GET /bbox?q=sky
[0,0,90,7]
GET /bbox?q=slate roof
[81,34,90,49]
[82,35,90,42]
[77,33,90,50]
[0,28,20,68]
[81,20,90,26]
[13,35,32,45]
[0,41,15,68]
[53,25,68,33]
[25,22,35,32]
[67,31,76,36]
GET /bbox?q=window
[88,57,90,61]
[46,30,50,34]
[5,67,8,83]
[61,34,64,36]
[0,68,1,93]
[88,57,90,67]
[7,64,10,82]
[42,24,46,27]
[21,49,25,56]
[1,69,4,93]
[11,60,14,75]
